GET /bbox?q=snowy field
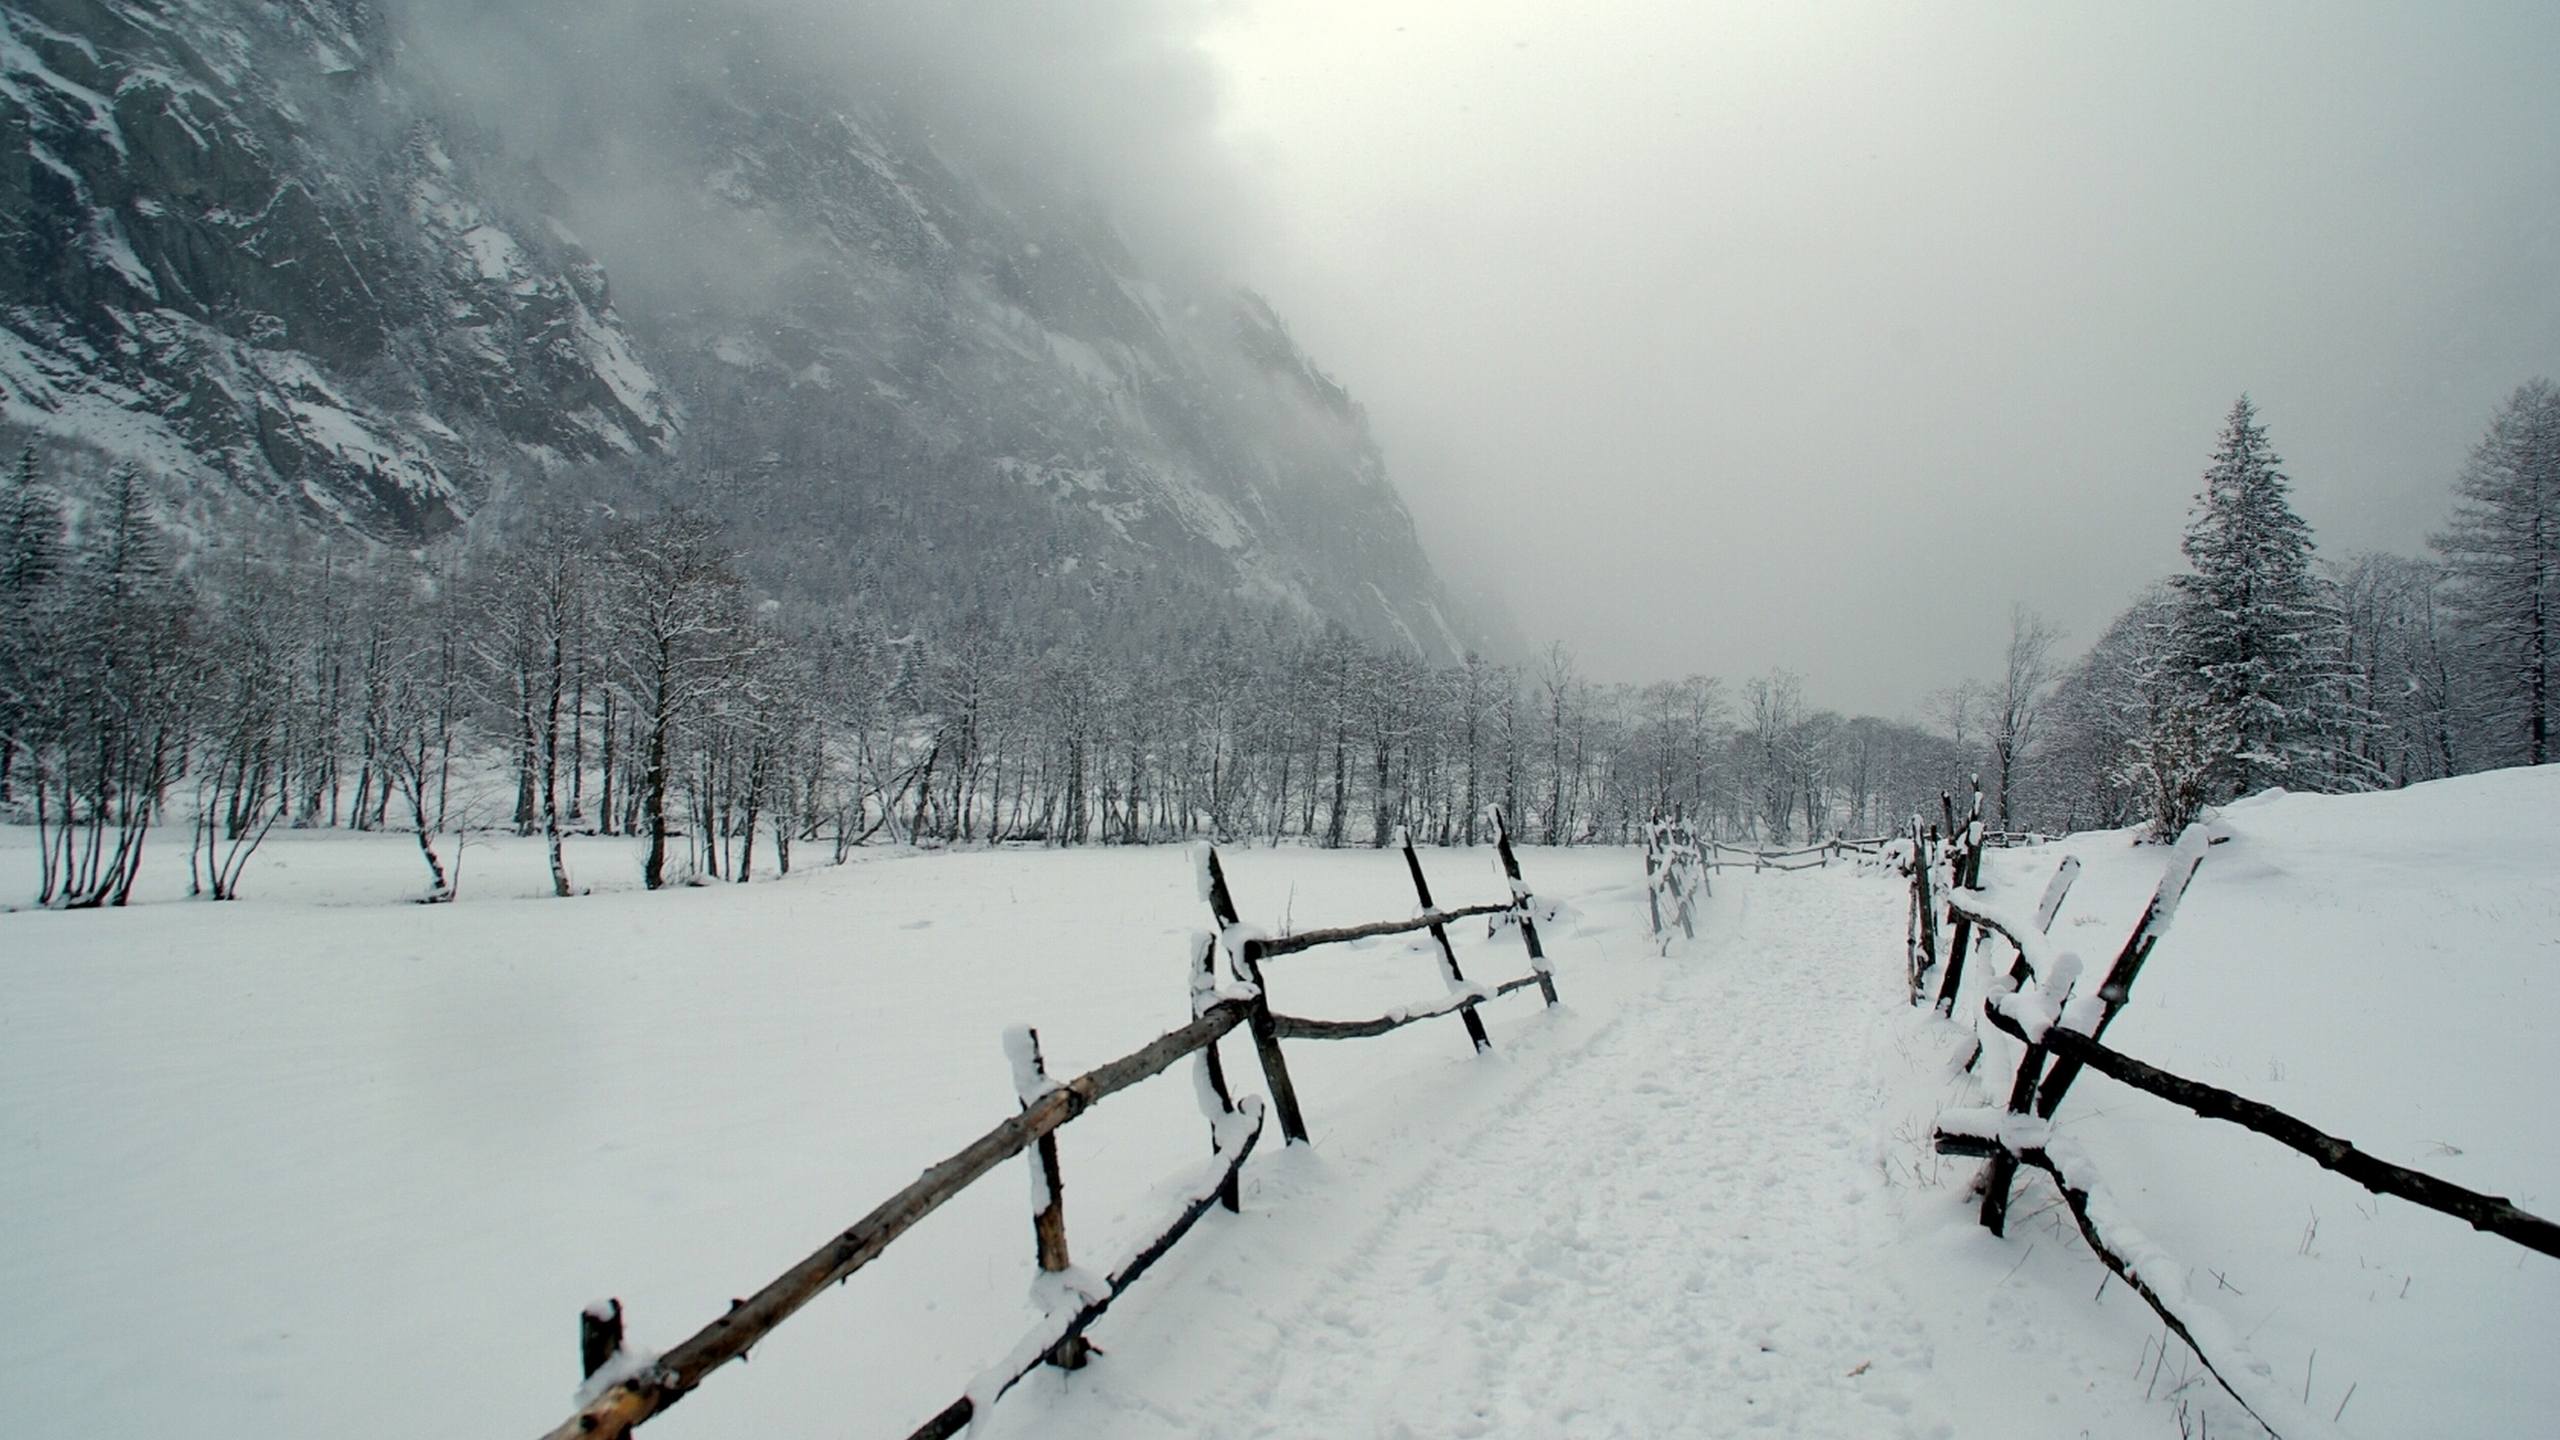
[2,771,2553,1440]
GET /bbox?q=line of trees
[2,452,2005,906]
[7,381,2542,905]
[2009,384,2556,837]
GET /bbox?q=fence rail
[539,808,1562,1440]
[1909,816,2557,1438]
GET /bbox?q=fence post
[1190,934,1244,1212]
[1203,847,1311,1145]
[1488,807,1560,1006]
[1907,815,1940,1004]
[1668,822,1699,940]
[1931,787,1987,1017]
[2033,835,2207,1118]
[1402,829,1492,1053]
[1008,1028,1091,1370]
[1978,1022,2048,1237]
[1643,821,1665,938]
[581,1298,624,1381]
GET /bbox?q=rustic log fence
[540,807,1560,1440]
[1914,823,2559,1438]
[1704,835,1890,873]
[1642,816,1708,950]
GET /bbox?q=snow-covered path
[984,869,1946,1440]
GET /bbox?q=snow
[1990,949,2081,1041]
[1948,888,2074,986]
[2,768,2552,1440]
[1906,765,2560,1440]
[570,1341,662,1410]
[0,16,129,157]
[1002,1025,1059,1107]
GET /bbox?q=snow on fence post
[1488,806,1560,1007]
[1906,815,1940,1004]
[2032,827,2208,1119]
[1003,1027,1090,1370]
[1188,929,1245,1212]
[2033,854,2081,934]
[1975,951,2082,1236]
[1643,824,1665,936]
[1201,846,1311,1145]
[1401,829,1493,1054]
[581,1298,625,1381]
[1931,783,1989,1017]
[1960,852,2083,1075]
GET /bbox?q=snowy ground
[3,772,2552,1439]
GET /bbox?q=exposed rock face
[0,0,676,536]
[0,1,1492,660]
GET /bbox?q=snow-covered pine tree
[2170,396,2344,798]
[2433,379,2559,768]
[0,446,70,804]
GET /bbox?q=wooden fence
[1906,814,2559,1437]
[539,808,1560,1440]
[1703,834,1892,873]
[1641,816,1708,950]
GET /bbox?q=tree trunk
[642,645,674,891]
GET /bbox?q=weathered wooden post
[1006,1027,1090,1369]
[1978,1015,2050,1237]
[1189,933,1245,1212]
[1643,821,1666,938]
[1907,814,1940,1004]
[1401,829,1492,1053]
[1202,847,1311,1144]
[1978,835,2208,1230]
[1963,852,2082,1075]
[581,1298,624,1381]
[2033,854,2081,934]
[1659,820,1698,944]
[1931,787,1988,1016]
[1487,807,1560,1006]
[2033,834,2207,1118]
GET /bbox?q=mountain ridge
[0,0,1505,661]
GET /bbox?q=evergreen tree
[2170,396,2338,797]
[2433,379,2559,767]
[0,446,71,803]
[1,446,67,595]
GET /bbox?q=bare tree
[1988,604,2060,831]
[605,512,751,890]
[1537,642,1577,845]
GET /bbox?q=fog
[1204,1,2560,714]
[398,0,1272,304]
[403,1,2556,718]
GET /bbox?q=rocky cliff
[0,0,1493,659]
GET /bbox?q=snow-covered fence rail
[1704,836,1882,873]
[1962,1006,2560,1259]
[538,807,1566,1440]
[1196,806,1561,1144]
[540,1000,1264,1440]
[1924,829,2560,1436]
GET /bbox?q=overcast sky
[1195,1,2560,716]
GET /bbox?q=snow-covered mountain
[0,0,1497,660]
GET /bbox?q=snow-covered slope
[1896,766,2560,1440]
[0,1,1492,657]
[0,0,677,535]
